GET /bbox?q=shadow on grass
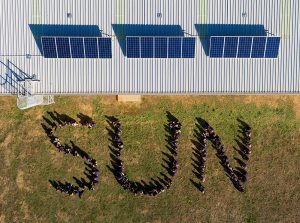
[190,118,207,193]
[105,111,180,196]
[191,117,250,192]
[234,118,252,184]
[42,112,100,197]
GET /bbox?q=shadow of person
[41,123,51,135]
[47,111,62,125]
[237,118,250,130]
[166,111,178,122]
[55,112,76,123]
[190,179,205,192]
[196,117,209,130]
[70,141,89,159]
[233,146,249,161]
[49,180,59,189]
[73,176,85,188]
[42,116,56,127]
[77,113,93,125]
[105,115,119,129]
[234,157,247,169]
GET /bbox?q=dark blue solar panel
[223,37,238,58]
[70,38,85,58]
[127,37,140,58]
[251,37,266,58]
[155,37,168,58]
[56,37,71,58]
[210,37,224,58]
[168,37,182,58]
[141,37,154,58]
[237,37,252,58]
[84,38,98,58]
[265,37,280,58]
[182,37,196,58]
[42,37,57,58]
[98,38,112,58]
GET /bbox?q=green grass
[0,96,299,223]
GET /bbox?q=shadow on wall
[0,60,36,94]
[29,24,102,54]
[112,24,184,56]
[194,24,267,56]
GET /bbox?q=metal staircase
[0,59,55,110]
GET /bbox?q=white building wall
[0,0,299,95]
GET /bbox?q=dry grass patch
[56,211,70,223]
[0,177,9,205]
[76,96,95,114]
[16,170,30,192]
[293,96,300,120]
[0,215,5,223]
[49,149,63,168]
[20,201,30,220]
[243,95,292,108]
[0,133,14,167]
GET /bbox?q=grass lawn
[0,95,299,223]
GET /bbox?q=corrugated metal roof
[0,0,299,95]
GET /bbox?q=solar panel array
[41,36,280,59]
[41,37,112,59]
[209,36,280,58]
[126,37,196,58]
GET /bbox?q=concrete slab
[117,95,142,103]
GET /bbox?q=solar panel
[265,37,280,58]
[182,37,196,58]
[56,37,71,58]
[98,38,112,58]
[70,38,85,58]
[141,37,154,58]
[210,37,224,58]
[155,37,168,58]
[237,37,252,58]
[251,37,266,58]
[84,38,98,58]
[223,37,238,58]
[208,36,280,59]
[168,37,182,58]
[127,37,140,58]
[42,37,57,58]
